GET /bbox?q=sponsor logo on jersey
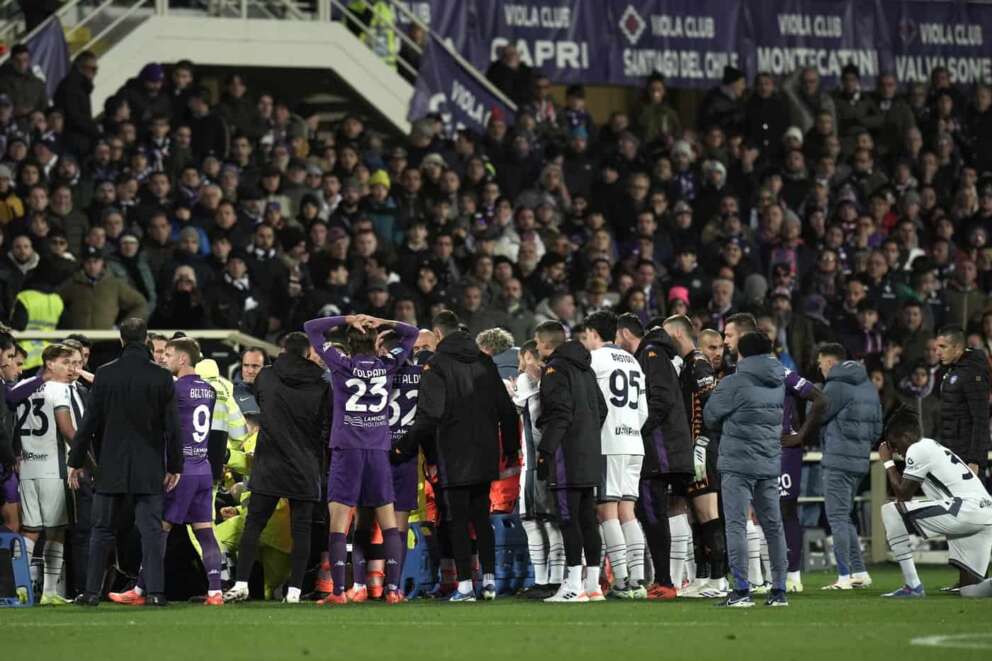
[22,451,49,462]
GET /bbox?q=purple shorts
[0,468,18,504]
[327,448,394,508]
[779,447,803,500]
[163,473,214,524]
[391,457,418,512]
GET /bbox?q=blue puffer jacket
[704,354,786,478]
[820,361,882,474]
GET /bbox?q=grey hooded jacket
[704,354,786,478]
[820,361,882,474]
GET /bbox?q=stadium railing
[11,328,279,355]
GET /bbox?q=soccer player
[878,409,992,598]
[723,313,824,593]
[304,313,417,605]
[535,321,607,603]
[348,327,424,602]
[580,311,649,599]
[663,315,726,598]
[514,340,565,599]
[16,344,77,605]
[110,338,227,606]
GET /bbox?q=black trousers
[86,492,163,596]
[636,477,673,587]
[236,493,314,589]
[442,483,494,581]
[69,478,95,596]
[554,487,600,568]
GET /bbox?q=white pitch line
[1,620,842,629]
[910,634,992,650]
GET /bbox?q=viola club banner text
[400,0,992,89]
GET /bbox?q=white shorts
[19,477,68,529]
[895,498,992,577]
[598,454,644,503]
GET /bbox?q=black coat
[402,330,519,489]
[938,348,992,466]
[54,67,100,158]
[537,340,607,488]
[635,328,693,478]
[250,353,329,502]
[68,343,182,494]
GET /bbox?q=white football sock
[545,523,565,584]
[621,520,646,585]
[787,570,802,584]
[24,537,39,586]
[853,571,869,580]
[233,580,248,591]
[285,587,300,603]
[457,579,473,594]
[746,520,764,585]
[483,573,494,586]
[898,559,921,588]
[585,565,602,594]
[668,514,690,586]
[522,519,549,585]
[686,523,696,582]
[600,519,628,587]
[566,565,583,592]
[42,541,64,596]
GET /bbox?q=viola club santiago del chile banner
[405,0,992,126]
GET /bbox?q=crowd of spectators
[0,41,991,432]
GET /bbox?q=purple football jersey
[389,361,421,443]
[304,316,418,451]
[782,369,815,435]
[175,374,217,476]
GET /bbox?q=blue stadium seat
[0,530,33,607]
[400,522,434,600]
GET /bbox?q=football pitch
[2,566,990,661]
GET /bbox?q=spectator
[0,43,47,120]
[58,246,149,328]
[698,66,746,135]
[54,51,101,158]
[485,44,533,107]
[783,66,837,133]
[150,265,211,330]
[204,250,269,338]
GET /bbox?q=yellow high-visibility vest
[16,290,63,370]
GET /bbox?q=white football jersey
[904,438,992,523]
[17,381,72,480]
[590,344,648,455]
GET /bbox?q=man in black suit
[67,318,182,606]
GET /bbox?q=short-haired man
[663,314,726,598]
[724,312,824,593]
[878,410,992,598]
[17,344,77,605]
[233,347,267,416]
[615,313,694,600]
[534,320,607,602]
[110,338,227,606]
[816,343,881,590]
[704,332,790,607]
[581,311,648,599]
[397,310,519,602]
[513,340,565,599]
[147,332,169,367]
[935,326,991,478]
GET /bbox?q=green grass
[2,566,990,661]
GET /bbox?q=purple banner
[406,0,992,92]
[26,17,70,99]
[408,34,516,135]
[888,0,992,85]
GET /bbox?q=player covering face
[304,314,417,605]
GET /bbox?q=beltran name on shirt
[188,388,216,400]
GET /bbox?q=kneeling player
[305,314,417,605]
[110,338,227,606]
[878,410,992,598]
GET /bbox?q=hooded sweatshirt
[821,360,882,474]
[704,354,786,478]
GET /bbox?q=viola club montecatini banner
[403,0,992,101]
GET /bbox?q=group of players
[3,308,992,607]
